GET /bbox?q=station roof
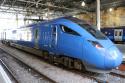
[0,0,125,16]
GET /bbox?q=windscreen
[65,17,107,39]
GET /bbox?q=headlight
[88,40,103,49]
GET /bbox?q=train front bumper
[84,45,122,73]
[104,45,122,69]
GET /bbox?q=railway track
[0,44,97,83]
[76,71,125,83]
[49,60,125,83]
[0,59,18,83]
[2,49,106,83]
[0,51,56,83]
[52,60,125,83]
[83,69,125,83]
[1,44,125,83]
[73,67,125,83]
[83,73,108,83]
[76,71,108,83]
[41,55,125,83]
[110,70,125,78]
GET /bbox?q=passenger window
[35,29,39,39]
[60,25,80,36]
[115,31,117,36]
[119,31,122,36]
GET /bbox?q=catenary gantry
[0,0,125,15]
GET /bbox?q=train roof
[20,20,49,28]
[16,16,90,30]
[19,16,67,28]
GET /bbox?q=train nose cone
[104,46,122,69]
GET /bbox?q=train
[101,26,125,43]
[1,16,123,73]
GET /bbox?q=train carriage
[101,27,125,43]
[1,16,123,73]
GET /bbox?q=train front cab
[57,17,122,73]
[51,20,107,73]
[49,23,83,59]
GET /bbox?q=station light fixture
[81,1,86,7]
[73,15,76,17]
[45,13,48,17]
[109,8,113,12]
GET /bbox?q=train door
[34,28,39,49]
[0,32,2,40]
[114,29,123,41]
[59,25,82,58]
[3,32,6,40]
[51,25,58,50]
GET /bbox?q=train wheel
[81,63,86,72]
[68,58,74,69]
[7,42,10,46]
[62,57,74,69]
[48,54,54,63]
[74,59,86,72]
[63,57,69,67]
[42,51,49,60]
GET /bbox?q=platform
[0,64,12,83]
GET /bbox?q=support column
[96,0,101,30]
[16,14,18,28]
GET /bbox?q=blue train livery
[101,26,125,43]
[1,16,123,73]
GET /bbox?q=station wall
[76,7,125,28]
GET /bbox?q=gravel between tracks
[0,44,96,83]
[0,49,52,83]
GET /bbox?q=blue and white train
[1,16,123,73]
[101,27,125,43]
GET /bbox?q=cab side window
[60,25,80,36]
